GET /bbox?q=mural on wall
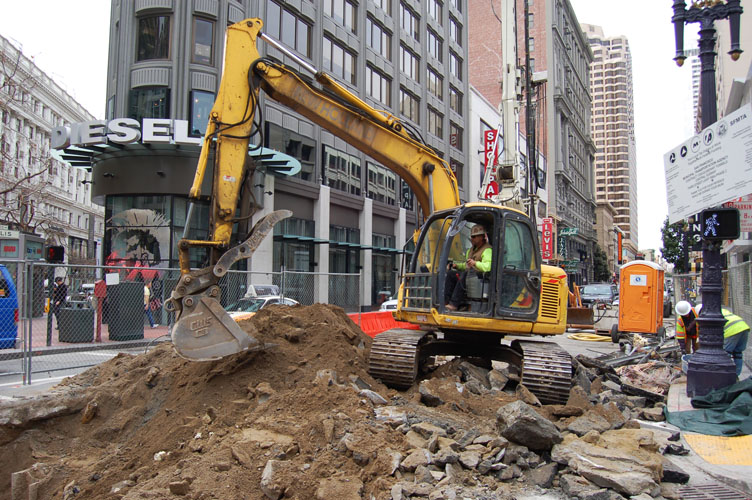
[106,209,171,268]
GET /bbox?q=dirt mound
[0,304,677,500]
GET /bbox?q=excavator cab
[402,203,541,325]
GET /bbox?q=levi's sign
[541,217,553,260]
[51,118,203,149]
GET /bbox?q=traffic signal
[45,245,65,263]
[701,208,740,241]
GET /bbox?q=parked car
[580,283,618,308]
[379,298,398,311]
[226,295,299,321]
[0,264,19,349]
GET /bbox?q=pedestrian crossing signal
[701,208,739,241]
[45,245,64,263]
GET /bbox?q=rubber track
[368,329,428,389]
[516,340,573,405]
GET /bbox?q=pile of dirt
[0,304,682,500]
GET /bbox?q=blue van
[0,264,18,349]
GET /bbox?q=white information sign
[630,274,647,287]
[664,103,752,223]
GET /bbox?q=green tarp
[664,377,752,436]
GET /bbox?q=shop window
[137,15,171,61]
[128,87,170,122]
[190,90,215,136]
[323,145,361,195]
[192,18,214,65]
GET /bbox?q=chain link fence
[0,260,361,384]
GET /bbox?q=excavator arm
[167,18,460,360]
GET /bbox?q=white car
[227,295,299,321]
[379,299,398,311]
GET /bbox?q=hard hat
[470,224,486,236]
[675,300,692,316]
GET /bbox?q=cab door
[495,212,541,321]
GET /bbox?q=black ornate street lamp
[671,0,743,397]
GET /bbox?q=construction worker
[697,304,750,377]
[675,300,699,354]
[445,224,492,311]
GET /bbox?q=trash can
[616,260,665,336]
[58,300,95,343]
[107,281,145,341]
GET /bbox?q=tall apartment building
[581,24,638,262]
[59,0,469,309]
[0,34,104,263]
[468,0,596,285]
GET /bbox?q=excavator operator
[445,224,492,311]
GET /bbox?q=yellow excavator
[165,19,572,404]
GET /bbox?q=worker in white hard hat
[675,300,699,355]
[696,304,749,377]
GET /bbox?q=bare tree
[1,39,59,241]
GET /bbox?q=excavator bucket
[566,284,594,329]
[172,293,263,360]
[566,307,595,328]
[167,210,292,361]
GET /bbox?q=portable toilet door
[618,260,665,334]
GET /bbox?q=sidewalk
[658,361,752,497]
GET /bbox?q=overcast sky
[0,0,696,251]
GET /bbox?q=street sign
[0,230,19,239]
[664,103,752,223]
[701,208,739,240]
[541,218,553,260]
[723,194,752,232]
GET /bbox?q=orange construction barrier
[347,311,420,338]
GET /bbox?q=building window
[449,122,462,151]
[449,16,461,46]
[450,0,462,12]
[449,50,462,79]
[128,87,170,122]
[528,37,534,52]
[367,162,397,206]
[400,3,419,42]
[324,0,356,34]
[137,15,170,61]
[528,13,534,29]
[399,88,419,123]
[450,159,463,187]
[428,0,443,25]
[265,122,315,181]
[449,86,462,116]
[400,45,419,82]
[427,29,442,62]
[323,145,361,195]
[373,0,391,15]
[366,66,391,106]
[192,18,214,65]
[366,17,391,59]
[265,1,311,58]
[427,66,442,99]
[428,107,443,138]
[323,37,356,84]
[190,90,215,136]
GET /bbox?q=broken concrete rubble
[1,304,692,499]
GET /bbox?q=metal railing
[0,260,362,384]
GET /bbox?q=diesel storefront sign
[51,118,203,149]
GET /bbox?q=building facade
[0,34,103,263]
[581,24,638,265]
[468,0,595,285]
[65,0,470,309]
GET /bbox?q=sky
[0,0,696,251]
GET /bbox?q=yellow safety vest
[722,309,749,339]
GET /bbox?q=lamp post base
[686,349,737,398]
